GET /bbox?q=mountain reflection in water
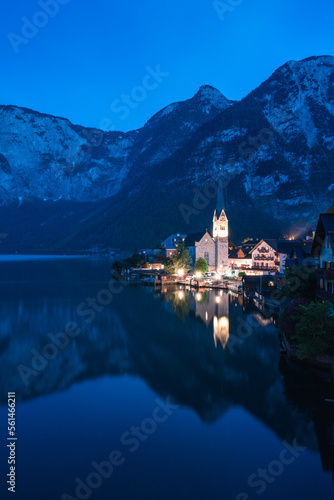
[0,259,333,500]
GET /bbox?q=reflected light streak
[213,316,229,349]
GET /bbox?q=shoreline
[280,332,334,374]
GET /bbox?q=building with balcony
[247,239,279,275]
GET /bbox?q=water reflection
[159,287,231,348]
[279,356,334,488]
[0,261,332,474]
[158,286,275,351]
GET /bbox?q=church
[194,181,229,273]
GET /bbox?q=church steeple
[212,177,228,239]
[216,177,224,214]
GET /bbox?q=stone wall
[195,232,216,271]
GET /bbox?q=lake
[0,258,333,500]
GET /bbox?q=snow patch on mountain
[159,102,180,117]
[195,85,232,112]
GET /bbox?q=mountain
[0,56,334,252]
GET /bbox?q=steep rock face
[0,56,334,250]
[101,56,334,248]
[0,86,232,205]
[0,105,136,202]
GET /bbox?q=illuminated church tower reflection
[193,290,229,348]
[161,288,231,349]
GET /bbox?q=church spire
[212,173,228,239]
[216,175,225,214]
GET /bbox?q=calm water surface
[0,258,333,500]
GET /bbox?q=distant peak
[284,55,334,70]
[194,85,232,110]
[195,85,223,98]
[300,55,334,63]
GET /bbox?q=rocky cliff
[0,56,333,251]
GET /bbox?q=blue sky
[1,0,333,132]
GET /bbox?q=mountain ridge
[0,55,333,252]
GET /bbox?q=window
[204,252,209,263]
[220,225,225,231]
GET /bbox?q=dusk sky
[1,0,334,132]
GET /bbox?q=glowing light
[196,293,202,301]
[213,315,230,349]
[195,271,202,278]
[215,296,220,304]
[177,269,184,277]
[216,273,221,279]
[205,312,208,321]
[178,291,184,300]
[220,290,223,296]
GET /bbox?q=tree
[163,257,174,275]
[194,257,208,274]
[295,301,334,359]
[129,252,145,268]
[163,241,191,274]
[278,298,309,342]
[282,265,317,300]
[173,241,191,274]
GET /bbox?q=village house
[228,247,252,271]
[311,213,334,302]
[247,239,279,275]
[161,234,186,258]
[276,239,313,273]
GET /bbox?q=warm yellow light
[178,291,184,300]
[196,293,202,301]
[213,315,229,349]
[220,290,223,296]
[195,271,202,278]
[221,316,228,328]
[177,269,184,277]
[205,312,208,321]
[215,296,220,304]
